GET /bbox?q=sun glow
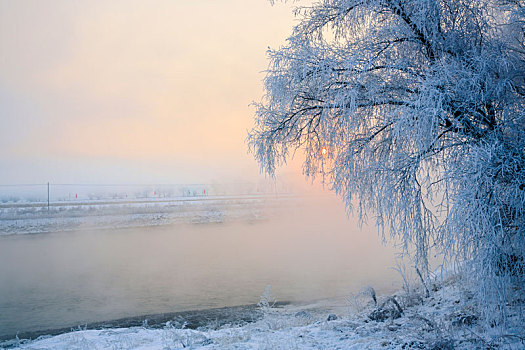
[321,147,328,156]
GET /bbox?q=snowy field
[2,273,524,350]
[0,194,294,235]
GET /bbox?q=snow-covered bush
[258,285,277,312]
[249,0,525,325]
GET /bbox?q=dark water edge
[0,302,290,346]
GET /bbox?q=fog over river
[0,195,401,339]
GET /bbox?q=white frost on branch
[250,0,525,325]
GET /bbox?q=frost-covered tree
[249,0,525,322]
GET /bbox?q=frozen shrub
[258,285,276,312]
[368,297,403,322]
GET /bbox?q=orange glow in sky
[0,0,303,184]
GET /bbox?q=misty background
[0,0,301,184]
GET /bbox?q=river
[0,195,401,339]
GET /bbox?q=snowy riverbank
[2,273,523,349]
[0,195,295,235]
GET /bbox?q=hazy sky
[0,0,300,184]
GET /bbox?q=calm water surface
[0,197,401,338]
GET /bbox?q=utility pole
[47,182,50,211]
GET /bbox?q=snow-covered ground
[0,195,295,235]
[2,274,523,349]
